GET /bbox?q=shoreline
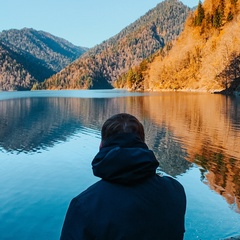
[1,87,240,96]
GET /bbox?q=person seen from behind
[60,113,186,240]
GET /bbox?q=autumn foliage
[123,0,240,92]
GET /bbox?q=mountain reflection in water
[0,90,240,239]
[140,93,240,213]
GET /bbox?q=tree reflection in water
[194,152,240,213]
[0,92,239,215]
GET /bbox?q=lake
[0,89,240,240]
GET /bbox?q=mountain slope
[135,0,240,92]
[40,0,192,90]
[0,42,38,90]
[0,28,87,90]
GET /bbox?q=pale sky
[0,0,199,48]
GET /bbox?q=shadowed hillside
[0,28,87,90]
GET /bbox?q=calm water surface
[0,90,240,240]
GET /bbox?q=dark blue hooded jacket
[60,133,186,240]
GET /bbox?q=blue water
[0,90,240,240]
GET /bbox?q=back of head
[101,113,145,144]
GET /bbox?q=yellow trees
[139,0,240,92]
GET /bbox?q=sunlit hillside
[122,0,240,93]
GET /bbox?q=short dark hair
[101,113,145,143]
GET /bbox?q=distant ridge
[0,28,87,91]
[39,0,192,90]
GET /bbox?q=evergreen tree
[212,7,222,28]
[126,68,134,89]
[195,1,205,26]
[219,0,226,23]
[227,9,234,21]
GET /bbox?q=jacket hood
[92,133,159,184]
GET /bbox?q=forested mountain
[0,28,87,90]
[120,0,240,93]
[0,42,36,90]
[39,0,192,90]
